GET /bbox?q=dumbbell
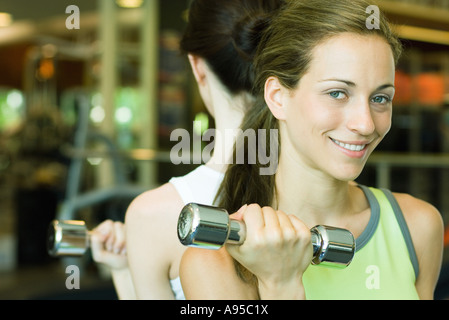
[177,203,356,268]
[47,220,90,257]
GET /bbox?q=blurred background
[0,0,447,299]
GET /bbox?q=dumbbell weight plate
[178,203,245,249]
[310,225,355,268]
[47,220,89,257]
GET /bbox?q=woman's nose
[346,100,376,136]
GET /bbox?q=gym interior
[0,0,448,300]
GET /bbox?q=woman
[119,0,283,299]
[180,0,444,300]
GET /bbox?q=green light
[193,112,209,136]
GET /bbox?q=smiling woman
[273,33,396,181]
[180,0,444,300]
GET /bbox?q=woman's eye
[371,95,391,104]
[328,91,346,99]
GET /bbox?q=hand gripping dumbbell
[47,220,91,257]
[177,203,356,268]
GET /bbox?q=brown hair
[180,0,285,96]
[216,0,403,285]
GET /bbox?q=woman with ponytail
[180,0,443,300]
[122,0,283,299]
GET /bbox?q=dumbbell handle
[47,220,91,257]
[177,203,355,268]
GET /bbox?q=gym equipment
[177,203,355,268]
[47,220,90,257]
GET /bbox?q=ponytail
[216,96,279,213]
[180,0,285,96]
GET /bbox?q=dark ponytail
[180,0,284,96]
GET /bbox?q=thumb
[229,204,248,221]
[225,204,247,257]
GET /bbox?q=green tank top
[303,186,420,300]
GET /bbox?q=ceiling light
[116,0,144,8]
[0,13,12,27]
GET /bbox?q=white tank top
[168,165,225,300]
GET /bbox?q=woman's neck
[274,146,363,229]
[205,92,247,173]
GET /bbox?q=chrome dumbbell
[177,203,356,268]
[47,220,90,257]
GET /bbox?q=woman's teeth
[331,139,366,152]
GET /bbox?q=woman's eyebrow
[319,78,395,90]
[319,79,356,86]
[376,83,395,91]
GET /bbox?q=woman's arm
[125,183,186,299]
[227,204,310,300]
[180,204,311,300]
[180,247,258,300]
[395,193,444,300]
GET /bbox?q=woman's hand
[226,204,312,299]
[90,220,128,270]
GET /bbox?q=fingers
[90,220,128,270]
[91,220,126,256]
[226,204,313,286]
[242,204,266,235]
[228,204,311,249]
[242,205,308,242]
[275,210,296,241]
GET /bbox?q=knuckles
[242,204,310,249]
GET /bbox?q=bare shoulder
[181,247,232,274]
[180,247,258,300]
[125,182,186,258]
[125,182,185,271]
[125,182,184,229]
[393,192,444,237]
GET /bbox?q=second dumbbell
[47,220,90,257]
[177,203,356,268]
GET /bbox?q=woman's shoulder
[392,192,444,268]
[125,182,184,228]
[180,247,258,299]
[182,247,232,272]
[392,192,443,234]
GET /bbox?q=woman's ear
[265,76,287,120]
[188,54,207,86]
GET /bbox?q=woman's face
[281,33,396,181]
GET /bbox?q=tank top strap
[169,277,185,300]
[380,188,419,279]
[356,185,381,251]
[358,185,419,280]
